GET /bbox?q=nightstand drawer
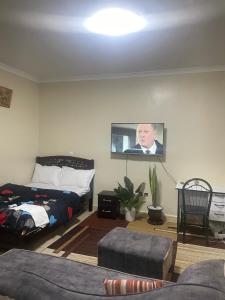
[98,208,116,218]
[99,197,116,205]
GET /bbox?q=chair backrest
[181,178,213,217]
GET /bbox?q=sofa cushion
[177,259,225,295]
[104,278,164,296]
[0,249,224,300]
[0,249,172,300]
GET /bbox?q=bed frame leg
[89,198,93,211]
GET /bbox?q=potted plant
[147,165,163,225]
[114,176,145,222]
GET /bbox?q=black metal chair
[180,178,213,244]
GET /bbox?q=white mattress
[26,182,89,197]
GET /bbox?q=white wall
[0,69,39,184]
[39,71,225,216]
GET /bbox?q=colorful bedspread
[0,183,81,234]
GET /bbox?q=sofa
[0,249,224,300]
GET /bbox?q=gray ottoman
[97,227,175,280]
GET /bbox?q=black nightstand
[97,190,120,219]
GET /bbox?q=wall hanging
[0,85,13,108]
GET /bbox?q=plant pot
[147,205,164,225]
[125,207,136,222]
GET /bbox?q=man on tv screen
[124,123,163,155]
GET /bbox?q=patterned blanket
[0,183,81,235]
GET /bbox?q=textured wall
[0,69,39,184]
[39,72,225,216]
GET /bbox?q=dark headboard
[36,156,94,211]
[36,155,94,170]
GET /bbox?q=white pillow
[61,167,95,191]
[32,163,62,186]
[59,186,88,196]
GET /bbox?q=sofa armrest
[177,259,225,294]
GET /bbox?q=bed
[0,155,94,249]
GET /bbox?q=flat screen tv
[111,123,164,157]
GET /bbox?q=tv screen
[111,123,164,156]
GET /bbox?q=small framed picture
[0,86,13,108]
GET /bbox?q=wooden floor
[127,213,225,273]
[1,210,225,274]
[127,213,177,240]
[41,211,225,273]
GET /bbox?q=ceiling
[0,0,225,82]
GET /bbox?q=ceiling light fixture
[84,8,147,36]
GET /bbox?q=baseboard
[94,205,178,224]
[165,214,177,223]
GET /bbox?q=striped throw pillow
[104,278,164,296]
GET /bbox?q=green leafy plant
[114,176,145,211]
[149,165,159,208]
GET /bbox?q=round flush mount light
[84,8,147,36]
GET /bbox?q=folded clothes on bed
[13,204,49,227]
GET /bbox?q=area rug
[175,242,225,273]
[58,242,225,275]
[48,212,128,257]
[47,212,225,275]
